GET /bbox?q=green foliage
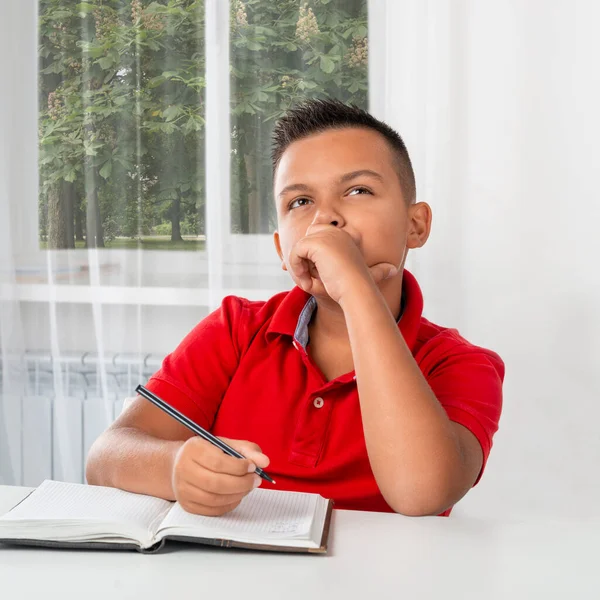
[38,0,368,247]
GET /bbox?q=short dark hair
[271,98,416,204]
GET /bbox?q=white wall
[377,0,600,519]
[18,303,208,356]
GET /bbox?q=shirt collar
[266,269,424,352]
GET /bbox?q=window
[38,0,206,252]
[37,0,368,251]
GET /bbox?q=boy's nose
[311,207,345,229]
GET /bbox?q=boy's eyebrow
[338,169,384,184]
[277,169,384,199]
[277,182,311,199]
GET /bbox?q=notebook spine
[138,538,167,553]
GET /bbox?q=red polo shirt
[146,270,504,516]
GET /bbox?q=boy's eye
[289,197,312,210]
[347,187,372,196]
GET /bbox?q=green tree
[38,0,367,248]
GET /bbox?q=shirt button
[313,397,324,409]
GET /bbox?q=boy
[86,99,504,517]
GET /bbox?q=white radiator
[0,352,163,486]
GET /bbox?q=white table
[0,486,598,600]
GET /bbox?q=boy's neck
[308,274,404,346]
[309,296,350,345]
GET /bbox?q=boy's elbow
[85,460,98,486]
[382,473,461,517]
[390,496,452,517]
[85,432,112,486]
[85,440,101,485]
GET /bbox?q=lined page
[1,480,172,534]
[159,488,317,540]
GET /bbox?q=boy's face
[273,127,430,294]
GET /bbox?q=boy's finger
[289,258,309,283]
[188,468,261,496]
[187,438,255,476]
[287,257,312,291]
[222,438,271,469]
[191,436,270,474]
[308,262,320,280]
[288,240,313,277]
[178,480,251,507]
[180,453,261,494]
[180,497,243,517]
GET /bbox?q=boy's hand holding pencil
[135,385,273,517]
[170,436,270,517]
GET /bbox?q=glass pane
[230,0,369,234]
[38,0,205,252]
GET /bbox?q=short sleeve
[145,296,247,430]
[422,336,505,485]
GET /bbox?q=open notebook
[0,480,333,554]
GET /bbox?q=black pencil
[135,384,276,485]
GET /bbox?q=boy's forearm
[340,280,467,516]
[85,428,183,501]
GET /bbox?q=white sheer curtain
[2,0,599,520]
[0,0,365,487]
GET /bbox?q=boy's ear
[406,202,432,249]
[273,231,288,271]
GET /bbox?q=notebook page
[158,488,317,541]
[1,480,172,539]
